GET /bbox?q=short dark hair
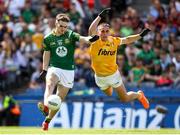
[56,13,70,22]
[98,23,110,29]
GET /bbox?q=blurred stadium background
[0,0,180,134]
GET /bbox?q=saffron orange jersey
[90,36,122,76]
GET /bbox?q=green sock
[45,117,51,123]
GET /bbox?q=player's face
[97,26,110,41]
[55,20,68,34]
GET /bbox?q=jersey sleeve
[71,31,80,42]
[114,37,122,46]
[43,38,51,51]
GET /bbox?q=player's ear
[55,20,58,27]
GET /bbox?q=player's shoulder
[106,36,119,40]
[107,36,121,42]
[66,29,79,37]
[66,29,78,35]
[44,31,54,40]
[109,36,121,40]
[67,29,73,33]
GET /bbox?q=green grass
[0,127,180,134]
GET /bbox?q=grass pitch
[0,127,180,135]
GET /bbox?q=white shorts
[95,70,123,90]
[46,67,74,88]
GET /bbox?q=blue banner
[20,102,180,128]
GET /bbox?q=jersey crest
[56,46,68,57]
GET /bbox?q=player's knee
[60,96,65,101]
[56,93,65,101]
[46,82,55,90]
[104,87,113,96]
[104,90,113,96]
[105,92,112,96]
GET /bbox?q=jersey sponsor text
[98,48,116,56]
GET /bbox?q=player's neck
[101,37,108,41]
[54,28,64,36]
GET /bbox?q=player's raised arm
[88,16,101,36]
[121,28,151,45]
[88,8,111,36]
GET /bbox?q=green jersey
[131,67,145,82]
[43,29,80,70]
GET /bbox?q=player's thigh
[102,70,123,96]
[94,75,109,90]
[46,67,60,85]
[95,76,112,96]
[56,84,70,101]
[46,73,59,86]
[110,70,123,88]
[59,69,74,89]
[114,83,128,100]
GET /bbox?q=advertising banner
[20,102,180,128]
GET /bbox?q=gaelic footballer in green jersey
[43,29,80,70]
[38,13,99,131]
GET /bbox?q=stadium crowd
[0,0,180,95]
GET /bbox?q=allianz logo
[49,102,180,128]
[98,49,116,56]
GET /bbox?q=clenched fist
[39,70,47,81]
[98,8,111,19]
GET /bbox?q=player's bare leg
[103,87,113,96]
[44,74,59,105]
[38,74,58,116]
[38,73,59,116]
[43,84,70,130]
[38,73,59,130]
[114,83,149,109]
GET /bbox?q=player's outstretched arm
[88,8,111,36]
[79,35,99,44]
[121,28,151,45]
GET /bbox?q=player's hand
[98,8,111,19]
[89,35,99,42]
[39,70,47,81]
[139,28,151,37]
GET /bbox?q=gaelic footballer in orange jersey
[89,8,150,109]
